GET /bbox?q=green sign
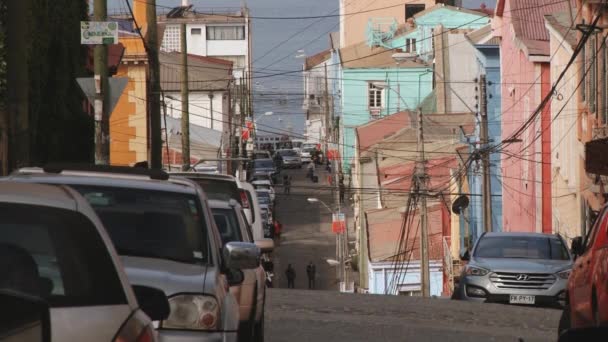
[81,21,119,45]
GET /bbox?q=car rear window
[72,186,209,265]
[0,203,127,307]
[190,178,241,204]
[474,236,570,260]
[254,160,274,169]
[279,150,298,157]
[211,208,243,245]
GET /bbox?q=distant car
[249,159,278,181]
[209,200,268,342]
[457,232,572,307]
[253,150,272,160]
[559,204,608,333]
[300,148,314,163]
[274,149,302,169]
[0,182,168,342]
[252,180,275,202]
[256,189,273,208]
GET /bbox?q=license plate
[509,295,535,305]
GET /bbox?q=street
[266,167,562,342]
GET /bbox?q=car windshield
[0,203,126,307]
[254,160,274,169]
[279,150,298,157]
[474,236,570,260]
[212,208,243,245]
[189,178,241,204]
[72,186,209,264]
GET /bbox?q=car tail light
[114,310,154,342]
[161,295,219,331]
[240,190,250,209]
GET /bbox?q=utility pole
[415,108,430,298]
[161,95,171,171]
[94,0,110,165]
[147,0,162,169]
[479,74,493,233]
[238,77,245,180]
[180,23,190,171]
[324,64,331,162]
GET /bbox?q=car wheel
[558,301,571,336]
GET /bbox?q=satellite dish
[452,195,470,215]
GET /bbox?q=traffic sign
[76,77,128,116]
[332,212,346,234]
[81,21,119,45]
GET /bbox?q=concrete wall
[341,68,433,171]
[339,0,437,48]
[548,28,583,242]
[164,91,229,134]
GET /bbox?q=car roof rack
[43,163,169,181]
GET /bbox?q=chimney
[133,0,148,33]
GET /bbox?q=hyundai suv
[457,232,572,307]
[8,165,261,342]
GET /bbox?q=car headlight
[557,269,571,279]
[465,265,489,276]
[161,295,219,331]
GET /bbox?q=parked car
[209,200,267,342]
[251,180,275,202]
[559,204,608,333]
[173,172,274,253]
[252,150,272,160]
[300,148,313,164]
[0,182,169,342]
[248,159,278,182]
[236,180,275,252]
[274,149,302,169]
[456,232,572,307]
[8,165,261,342]
[256,189,273,209]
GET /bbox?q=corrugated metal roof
[356,111,412,153]
[511,0,572,43]
[339,40,422,69]
[159,52,233,92]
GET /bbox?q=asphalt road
[266,166,562,342]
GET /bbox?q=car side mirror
[226,269,245,286]
[132,285,170,321]
[0,290,50,342]
[224,241,261,270]
[460,249,470,261]
[255,238,275,253]
[571,236,584,256]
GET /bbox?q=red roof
[304,49,331,70]
[187,54,234,68]
[366,205,447,262]
[356,111,413,153]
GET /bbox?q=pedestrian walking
[283,174,291,195]
[285,264,296,289]
[274,220,282,242]
[339,180,345,204]
[306,261,316,289]
[307,162,315,180]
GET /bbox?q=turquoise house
[338,4,491,173]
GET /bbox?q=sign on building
[81,21,119,45]
[332,212,346,234]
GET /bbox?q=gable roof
[467,24,500,46]
[339,40,422,69]
[304,49,331,70]
[356,111,412,153]
[498,0,574,57]
[160,52,233,92]
[413,3,492,20]
[545,11,577,50]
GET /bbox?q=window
[212,208,243,245]
[206,26,246,40]
[474,236,570,260]
[405,4,425,20]
[191,28,202,35]
[405,38,417,53]
[161,25,181,52]
[72,186,209,265]
[0,203,127,307]
[368,83,383,109]
[589,34,597,113]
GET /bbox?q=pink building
[492,0,572,233]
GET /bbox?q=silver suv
[457,232,572,307]
[8,165,261,342]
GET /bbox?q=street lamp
[307,197,333,213]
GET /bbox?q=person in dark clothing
[306,262,316,289]
[339,181,345,204]
[285,264,296,289]
[283,174,291,194]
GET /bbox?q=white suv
[8,166,261,342]
[0,182,168,342]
